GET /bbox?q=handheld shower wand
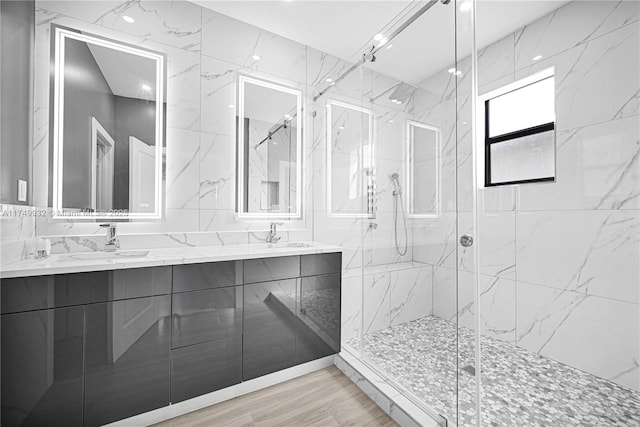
[390,173,408,256]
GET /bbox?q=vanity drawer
[171,286,243,349]
[243,256,300,284]
[300,253,341,277]
[1,267,172,314]
[172,261,242,293]
[171,338,242,404]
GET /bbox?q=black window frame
[484,83,556,187]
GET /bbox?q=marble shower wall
[28,0,320,249]
[418,0,639,393]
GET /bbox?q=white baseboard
[105,355,336,427]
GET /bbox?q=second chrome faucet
[266,222,284,244]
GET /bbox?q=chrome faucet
[266,222,284,244]
[100,223,120,252]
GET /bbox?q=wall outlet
[18,179,27,202]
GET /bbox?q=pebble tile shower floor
[349,316,640,426]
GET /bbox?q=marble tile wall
[417,0,640,393]
[25,0,319,252]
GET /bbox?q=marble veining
[0,242,341,279]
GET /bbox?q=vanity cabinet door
[296,273,341,364]
[243,256,300,284]
[1,306,84,427]
[170,286,243,403]
[242,279,298,380]
[83,295,171,427]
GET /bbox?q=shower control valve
[460,234,474,247]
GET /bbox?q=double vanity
[1,244,342,427]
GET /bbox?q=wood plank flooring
[152,366,399,427]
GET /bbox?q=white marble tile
[516,210,639,305]
[432,266,457,322]
[32,107,49,208]
[363,272,390,334]
[341,274,363,344]
[458,212,516,279]
[411,213,457,269]
[38,0,202,52]
[200,55,245,137]
[477,33,515,88]
[516,22,640,132]
[199,132,235,211]
[165,47,201,131]
[514,0,640,70]
[516,281,640,392]
[389,266,433,326]
[165,128,200,210]
[201,9,306,84]
[518,116,640,211]
[457,271,516,343]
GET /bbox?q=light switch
[18,179,27,202]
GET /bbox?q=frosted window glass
[490,130,555,184]
[488,77,554,137]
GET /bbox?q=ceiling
[193,0,570,85]
[88,43,158,100]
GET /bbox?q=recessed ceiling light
[338,126,345,130]
[388,119,394,123]
[141,83,151,91]
[252,54,261,61]
[386,44,394,50]
[459,2,472,12]
[448,68,456,74]
[373,33,385,42]
[533,55,543,61]
[122,15,135,23]
[228,104,235,109]
[325,78,333,83]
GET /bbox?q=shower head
[391,173,399,180]
[390,173,402,196]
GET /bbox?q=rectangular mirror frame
[325,100,374,218]
[407,120,441,218]
[51,25,166,220]
[236,75,303,219]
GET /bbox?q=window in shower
[326,100,375,217]
[483,68,556,187]
[407,120,440,217]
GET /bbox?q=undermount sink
[59,250,150,261]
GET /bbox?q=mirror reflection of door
[91,117,114,211]
[129,137,155,213]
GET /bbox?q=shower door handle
[460,234,474,247]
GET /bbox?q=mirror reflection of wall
[52,26,165,219]
[408,121,440,217]
[326,101,374,217]
[237,76,301,218]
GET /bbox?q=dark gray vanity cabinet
[1,266,172,427]
[1,306,85,427]
[243,278,299,380]
[1,253,341,426]
[242,254,341,381]
[83,296,171,427]
[170,262,243,403]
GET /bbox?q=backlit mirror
[326,100,374,217]
[237,75,302,218]
[51,25,166,220]
[407,120,440,217]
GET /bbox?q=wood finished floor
[152,366,399,427]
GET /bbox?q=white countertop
[0,242,342,279]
